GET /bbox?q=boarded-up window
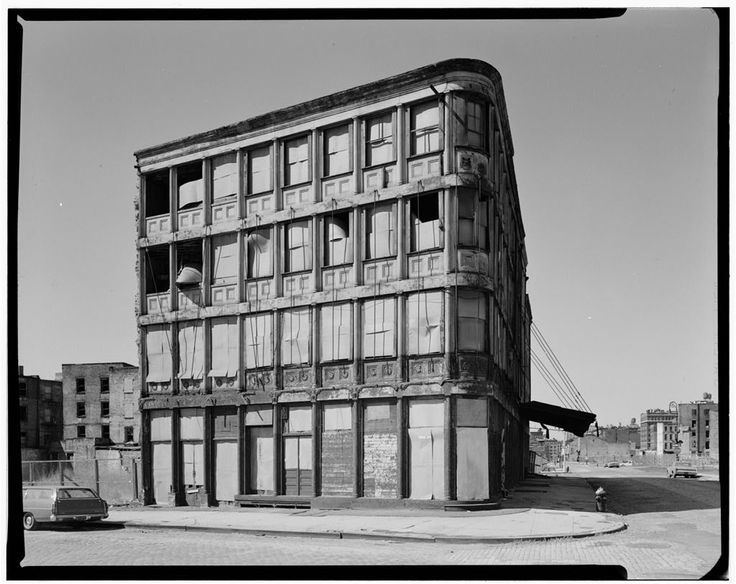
[182,442,204,487]
[284,135,310,186]
[152,443,171,504]
[407,292,442,355]
[285,220,312,272]
[408,400,444,500]
[248,426,273,494]
[285,406,312,433]
[178,322,204,380]
[362,298,395,358]
[456,397,489,500]
[365,204,396,259]
[150,410,172,441]
[324,125,351,176]
[212,233,238,284]
[214,406,238,438]
[363,401,398,498]
[180,409,204,440]
[244,313,273,369]
[212,152,237,200]
[281,308,311,366]
[324,213,353,266]
[177,162,204,209]
[458,291,487,352]
[284,436,312,496]
[248,146,271,194]
[146,326,172,383]
[214,441,238,501]
[320,303,352,362]
[210,317,239,378]
[245,406,273,426]
[410,101,440,156]
[365,112,394,166]
[410,193,441,252]
[321,404,353,496]
[247,229,272,278]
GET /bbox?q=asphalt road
[13,467,724,579]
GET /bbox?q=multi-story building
[677,395,718,457]
[134,59,532,507]
[640,409,678,454]
[18,366,64,460]
[61,362,141,457]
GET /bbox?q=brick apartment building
[134,59,532,507]
[18,366,64,460]
[640,408,678,454]
[677,395,718,458]
[62,362,141,457]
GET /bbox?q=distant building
[597,424,640,449]
[18,366,64,460]
[640,409,678,454]
[677,395,717,457]
[61,363,140,458]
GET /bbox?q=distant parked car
[620,461,633,466]
[22,485,108,531]
[667,462,697,478]
[604,461,620,468]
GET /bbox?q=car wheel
[23,513,37,531]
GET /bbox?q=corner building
[134,59,532,507]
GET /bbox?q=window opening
[145,170,170,218]
[321,303,351,361]
[247,228,272,278]
[407,292,442,355]
[248,146,271,194]
[77,425,86,438]
[20,406,27,422]
[284,135,310,186]
[124,426,135,442]
[101,425,110,440]
[100,377,109,393]
[77,402,86,418]
[410,101,440,156]
[245,313,273,370]
[212,233,238,284]
[176,240,203,287]
[144,245,171,312]
[76,378,86,394]
[285,220,312,273]
[101,401,110,417]
[410,193,441,252]
[363,298,396,358]
[456,96,487,150]
[177,162,204,210]
[178,322,204,381]
[365,203,395,259]
[324,125,351,176]
[324,212,352,266]
[457,290,487,352]
[281,308,310,366]
[365,112,394,166]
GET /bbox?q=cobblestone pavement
[18,508,721,578]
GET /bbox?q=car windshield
[57,488,97,499]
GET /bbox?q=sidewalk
[107,476,626,543]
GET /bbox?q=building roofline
[61,362,137,368]
[134,58,508,161]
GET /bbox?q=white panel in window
[180,408,204,440]
[178,322,204,380]
[247,229,272,278]
[210,317,239,377]
[212,233,238,283]
[287,406,312,433]
[457,291,487,352]
[285,136,309,186]
[146,326,172,383]
[324,214,352,266]
[212,152,237,200]
[363,298,395,358]
[323,403,352,431]
[320,303,352,361]
[411,102,440,155]
[286,221,312,272]
[249,146,271,194]
[150,411,172,441]
[281,307,311,365]
[325,125,350,176]
[407,292,442,354]
[366,205,395,259]
[366,113,393,166]
[244,313,273,369]
[182,442,204,486]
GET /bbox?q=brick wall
[362,432,398,498]
[320,429,353,496]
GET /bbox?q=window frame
[76,402,86,418]
[322,123,353,178]
[76,378,86,394]
[284,219,313,274]
[283,134,312,187]
[455,93,489,152]
[210,151,239,201]
[281,307,312,366]
[364,203,397,260]
[77,425,86,438]
[247,144,273,195]
[408,192,444,253]
[323,212,353,267]
[408,98,442,158]
[362,297,397,359]
[364,110,396,168]
[246,227,273,279]
[100,377,110,394]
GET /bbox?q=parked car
[620,461,633,466]
[604,461,620,468]
[667,462,697,478]
[22,485,108,531]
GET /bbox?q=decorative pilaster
[396,396,405,499]
[444,394,454,501]
[396,104,406,185]
[352,117,361,194]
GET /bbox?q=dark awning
[519,401,596,437]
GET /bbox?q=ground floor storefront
[140,387,528,507]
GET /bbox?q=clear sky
[16,10,719,425]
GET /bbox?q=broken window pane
[244,313,273,369]
[178,322,204,380]
[247,228,272,278]
[281,308,311,365]
[212,233,238,283]
[249,146,271,194]
[457,290,487,352]
[177,162,204,210]
[320,303,352,361]
[365,112,394,166]
[285,220,312,272]
[176,240,203,286]
[407,292,442,355]
[145,245,170,295]
[146,326,172,383]
[324,125,351,176]
[145,170,170,217]
[324,212,352,266]
[363,298,396,358]
[456,97,486,150]
[212,152,238,200]
[284,135,310,186]
[210,317,239,378]
[410,101,440,156]
[365,204,396,259]
[410,193,441,252]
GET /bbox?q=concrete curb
[118,517,628,544]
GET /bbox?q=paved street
[17,467,723,579]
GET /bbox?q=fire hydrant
[595,486,607,512]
